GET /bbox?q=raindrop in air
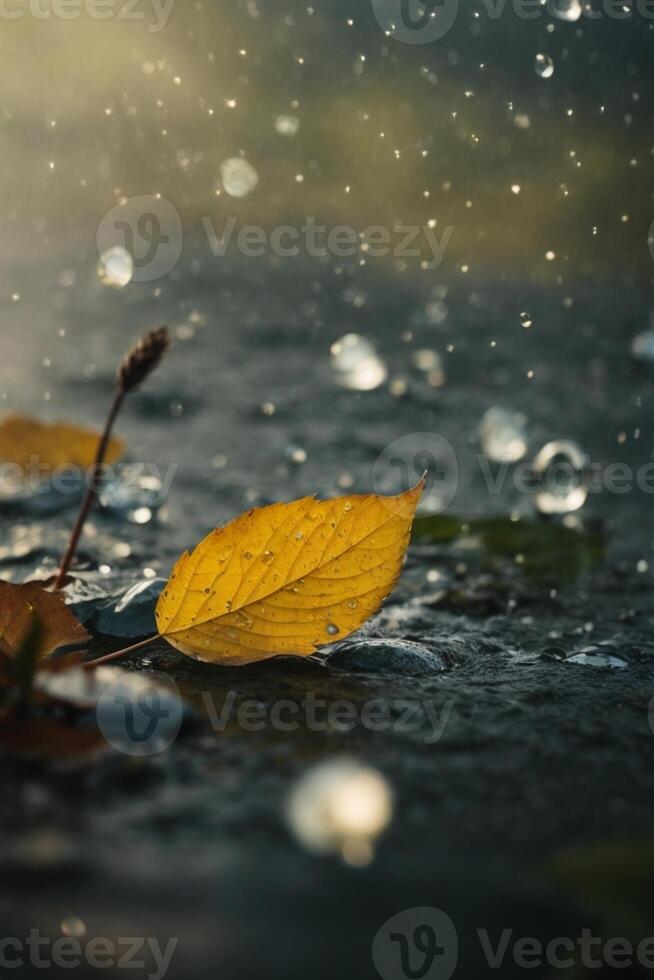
[97,246,133,288]
[330,334,388,391]
[285,445,307,465]
[630,330,654,363]
[548,0,582,20]
[480,407,528,463]
[532,440,588,514]
[520,312,533,329]
[220,157,259,198]
[534,54,554,78]
[412,349,445,387]
[274,114,300,136]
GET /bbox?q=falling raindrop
[532,440,588,514]
[520,311,533,329]
[534,54,554,78]
[630,330,654,363]
[274,114,300,136]
[549,0,582,20]
[479,407,528,463]
[330,334,388,391]
[220,157,259,198]
[97,246,134,288]
[285,445,307,464]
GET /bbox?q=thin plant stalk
[53,388,125,591]
[52,327,170,591]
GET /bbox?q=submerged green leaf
[412,514,604,581]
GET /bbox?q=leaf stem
[82,634,160,670]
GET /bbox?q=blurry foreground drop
[60,917,86,938]
[286,759,393,866]
[533,440,588,514]
[220,157,259,198]
[97,246,134,288]
[534,54,554,78]
[480,407,528,463]
[630,329,654,363]
[274,114,300,136]
[330,334,388,391]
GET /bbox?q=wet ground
[1,252,654,979]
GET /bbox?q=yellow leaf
[0,414,123,471]
[155,480,424,665]
[0,581,90,663]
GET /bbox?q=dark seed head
[117,327,170,393]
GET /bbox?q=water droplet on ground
[533,440,588,514]
[566,650,627,669]
[98,467,164,524]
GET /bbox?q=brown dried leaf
[0,581,90,663]
[0,716,106,758]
